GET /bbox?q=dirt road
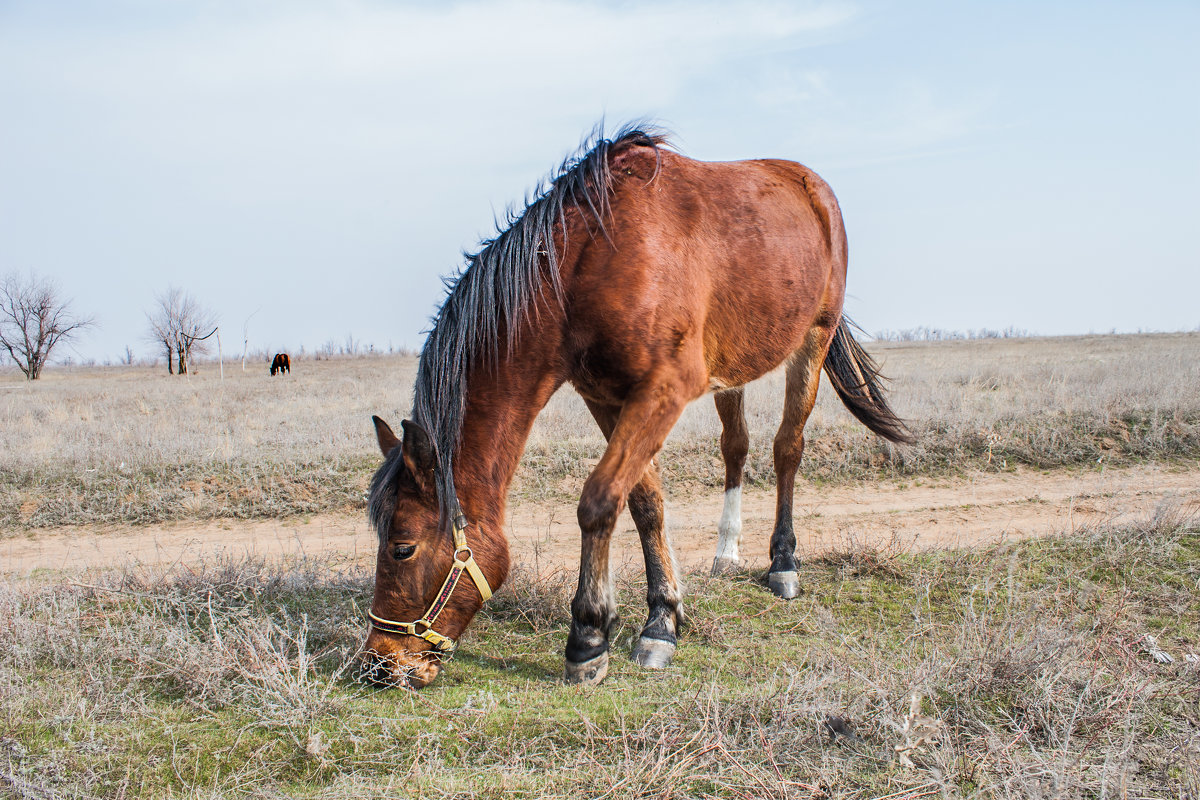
[3,464,1197,577]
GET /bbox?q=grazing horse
[270,353,290,376]
[364,125,912,688]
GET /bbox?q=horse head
[359,416,494,688]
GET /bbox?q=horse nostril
[359,652,424,689]
[359,654,397,687]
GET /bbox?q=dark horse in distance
[270,353,290,376]
[364,125,912,688]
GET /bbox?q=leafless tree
[0,272,94,380]
[146,287,218,375]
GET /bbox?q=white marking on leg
[605,558,616,620]
[714,486,743,564]
[663,503,683,625]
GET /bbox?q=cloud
[2,0,863,183]
[4,1,857,100]
[752,68,834,107]
[748,73,996,171]
[0,0,862,359]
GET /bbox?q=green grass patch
[2,508,1198,797]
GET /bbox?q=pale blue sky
[1,0,1197,363]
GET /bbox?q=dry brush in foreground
[2,505,1197,798]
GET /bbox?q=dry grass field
[2,333,1198,530]
[2,333,1198,799]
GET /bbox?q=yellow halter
[367,514,492,653]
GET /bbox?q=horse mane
[370,122,670,540]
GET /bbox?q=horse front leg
[582,399,683,670]
[565,386,689,685]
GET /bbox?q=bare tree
[146,287,218,375]
[0,272,94,380]
[147,291,177,373]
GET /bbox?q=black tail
[822,318,915,444]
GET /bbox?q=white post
[242,308,260,373]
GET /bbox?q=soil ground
[4,463,1197,577]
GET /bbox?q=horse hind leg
[712,388,749,575]
[768,324,836,599]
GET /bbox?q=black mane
[369,123,670,540]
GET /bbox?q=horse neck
[450,323,564,575]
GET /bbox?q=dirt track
[4,463,1197,578]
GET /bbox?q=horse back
[563,146,847,399]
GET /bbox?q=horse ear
[372,415,401,457]
[399,419,437,482]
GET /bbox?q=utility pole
[242,308,261,373]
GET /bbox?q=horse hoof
[631,636,676,669]
[563,651,609,685]
[711,556,741,575]
[768,570,801,599]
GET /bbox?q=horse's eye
[392,544,417,561]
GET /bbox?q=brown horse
[270,353,290,376]
[364,125,912,688]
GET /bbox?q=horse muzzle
[359,632,443,688]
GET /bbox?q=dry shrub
[116,557,367,721]
[483,563,575,631]
[0,554,373,784]
[1077,498,1197,570]
[808,530,910,580]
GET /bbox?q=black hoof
[630,636,676,669]
[563,651,609,685]
[768,570,800,599]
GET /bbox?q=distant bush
[873,326,1032,342]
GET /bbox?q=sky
[1,0,1197,364]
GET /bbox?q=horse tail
[822,318,915,444]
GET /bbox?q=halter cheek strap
[368,514,492,654]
